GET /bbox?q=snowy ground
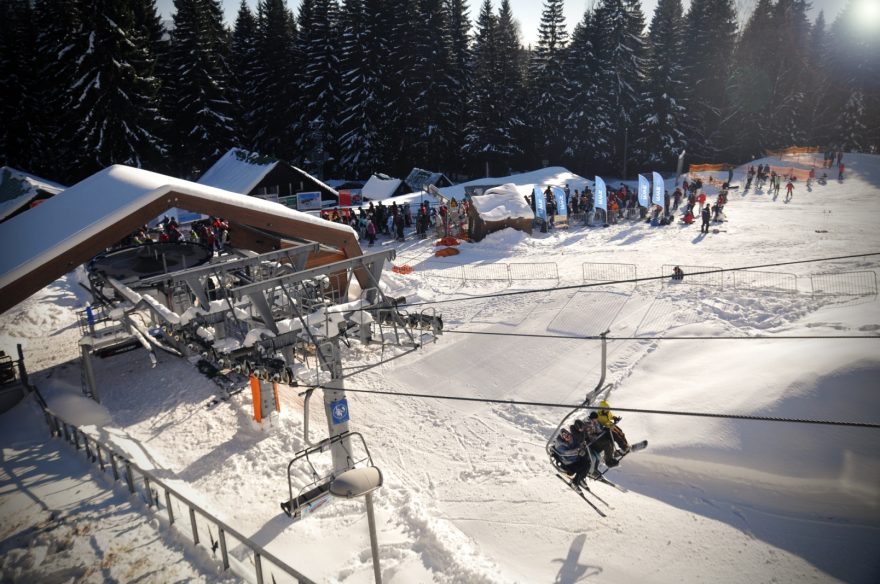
[2,153,880,583]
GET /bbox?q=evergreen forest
[0,0,877,186]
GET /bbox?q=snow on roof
[290,165,339,197]
[471,183,534,221]
[0,164,355,291]
[439,166,591,199]
[0,167,67,221]
[361,174,403,200]
[197,148,279,194]
[404,168,450,191]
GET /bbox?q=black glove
[613,416,622,423]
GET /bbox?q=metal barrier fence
[582,262,638,287]
[509,262,559,283]
[462,263,511,284]
[732,270,798,294]
[42,409,315,584]
[661,264,724,287]
[811,271,879,297]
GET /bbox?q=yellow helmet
[599,400,610,410]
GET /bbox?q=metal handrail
[42,407,315,584]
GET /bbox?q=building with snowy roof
[360,168,453,202]
[0,164,364,314]
[0,167,66,224]
[198,148,339,207]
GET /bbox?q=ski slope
[2,153,879,583]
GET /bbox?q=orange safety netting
[767,166,814,180]
[764,146,820,158]
[688,163,733,173]
[392,264,414,274]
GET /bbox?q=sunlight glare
[854,0,880,30]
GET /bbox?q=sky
[2,150,878,582]
[155,0,850,48]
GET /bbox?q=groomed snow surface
[2,153,880,583]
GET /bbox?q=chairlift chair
[280,431,380,520]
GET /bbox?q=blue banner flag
[552,187,568,216]
[594,177,607,210]
[533,186,547,220]
[652,172,664,206]
[638,175,650,207]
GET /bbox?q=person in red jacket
[839,162,845,180]
[785,180,794,202]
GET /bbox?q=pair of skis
[557,440,647,516]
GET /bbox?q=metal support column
[80,345,100,403]
[322,339,352,473]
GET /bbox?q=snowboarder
[701,205,711,234]
[597,400,630,454]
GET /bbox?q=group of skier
[553,400,631,489]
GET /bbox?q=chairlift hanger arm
[137,243,321,286]
[229,249,396,301]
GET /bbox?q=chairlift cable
[290,384,880,429]
[395,251,880,308]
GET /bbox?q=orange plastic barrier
[250,375,261,423]
[435,236,461,247]
[392,264,414,274]
[435,247,460,257]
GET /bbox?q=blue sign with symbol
[331,399,350,424]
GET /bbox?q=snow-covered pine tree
[495,0,528,172]
[826,0,880,153]
[62,0,165,182]
[728,0,775,160]
[802,12,834,149]
[837,90,870,152]
[632,0,686,170]
[463,0,500,174]
[682,0,738,162]
[32,0,81,179]
[296,0,342,178]
[129,0,169,172]
[528,0,570,166]
[164,0,237,178]
[593,0,645,177]
[337,0,389,177]
[230,1,260,150]
[564,8,614,174]
[0,0,38,172]
[403,0,456,173]
[761,0,812,150]
[380,0,420,175]
[250,0,298,161]
[446,0,472,175]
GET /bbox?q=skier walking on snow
[785,180,794,202]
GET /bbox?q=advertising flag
[594,177,607,210]
[638,175,650,207]
[552,187,568,217]
[533,186,547,220]
[652,172,664,206]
